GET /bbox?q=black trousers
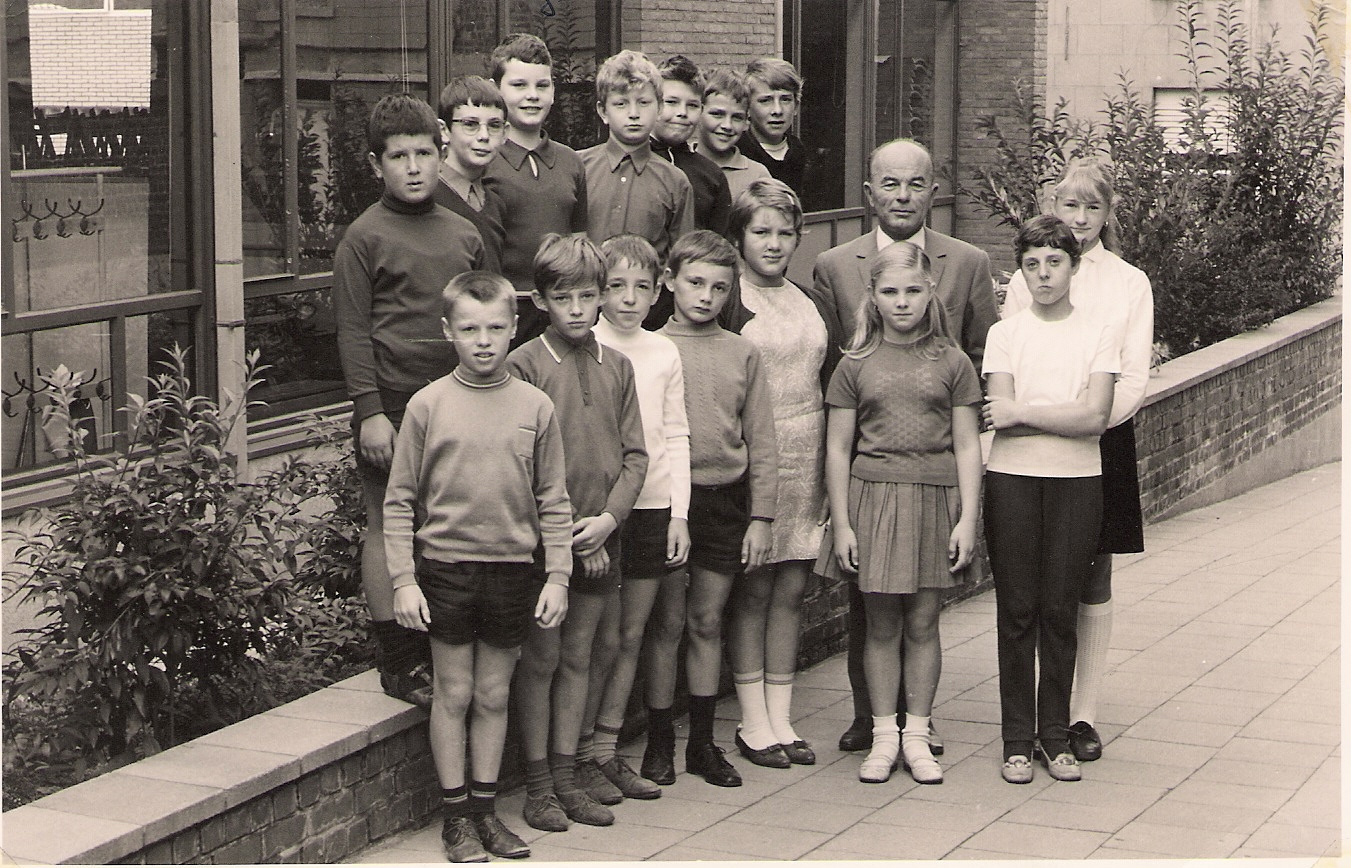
[984,472,1101,747]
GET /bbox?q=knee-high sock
[765,672,800,745]
[1069,600,1113,726]
[733,670,777,749]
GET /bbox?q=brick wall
[954,0,1047,276]
[29,10,152,110]
[624,0,777,68]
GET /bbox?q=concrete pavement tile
[952,678,1000,704]
[1283,551,1341,575]
[867,795,1009,832]
[680,818,832,859]
[1212,736,1334,768]
[1103,669,1195,697]
[963,820,1109,859]
[353,846,443,863]
[608,793,745,831]
[1105,820,1246,857]
[788,685,848,712]
[1270,796,1340,832]
[803,845,903,860]
[1190,668,1301,695]
[934,698,1001,725]
[1166,777,1297,812]
[775,769,910,808]
[944,846,1031,859]
[730,792,874,833]
[941,651,1000,675]
[1036,778,1169,812]
[1153,698,1263,726]
[1111,649,1223,678]
[1135,796,1272,835]
[1085,758,1195,789]
[1215,653,1327,681]
[1094,735,1219,768]
[1093,701,1156,727]
[1169,618,1268,640]
[813,821,974,859]
[999,795,1145,833]
[657,770,786,806]
[1194,757,1319,790]
[1199,602,1301,628]
[1231,845,1335,858]
[1241,821,1341,856]
[1087,845,1185,858]
[927,718,1001,747]
[901,755,1051,812]
[648,844,772,860]
[1125,715,1241,747]
[1173,684,1280,710]
[519,837,627,861]
[525,818,689,858]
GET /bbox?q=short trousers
[620,508,673,581]
[566,530,623,596]
[417,558,540,648]
[351,387,418,484]
[687,477,750,575]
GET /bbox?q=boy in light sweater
[384,271,570,862]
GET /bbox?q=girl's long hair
[1051,156,1121,254]
[844,241,955,361]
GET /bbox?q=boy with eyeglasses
[436,75,509,275]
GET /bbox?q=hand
[392,585,430,631]
[580,546,611,581]
[666,517,690,568]
[833,524,859,574]
[740,519,772,571]
[982,396,1023,430]
[572,514,618,557]
[948,519,977,573]
[359,413,397,471]
[535,582,569,628]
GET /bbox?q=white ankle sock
[734,670,777,749]
[765,673,801,745]
[901,713,935,764]
[1070,600,1114,726]
[870,714,900,762]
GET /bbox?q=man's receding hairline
[868,139,933,181]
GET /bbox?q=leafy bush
[962,0,1343,356]
[3,349,374,809]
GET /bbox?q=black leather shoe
[641,737,676,785]
[442,816,488,863]
[1068,720,1103,762]
[782,739,817,765]
[686,742,743,787]
[472,813,530,859]
[735,731,790,768]
[838,717,872,752]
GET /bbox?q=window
[3,0,207,481]
[1154,87,1233,152]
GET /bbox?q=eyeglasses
[449,119,506,134]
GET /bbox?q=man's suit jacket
[808,227,1000,379]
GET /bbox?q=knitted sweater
[659,318,778,521]
[383,372,574,589]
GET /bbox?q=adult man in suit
[809,137,999,755]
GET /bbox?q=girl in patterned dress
[822,241,983,784]
[724,180,832,767]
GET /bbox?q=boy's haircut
[728,178,803,246]
[490,33,552,82]
[1015,214,1083,267]
[437,74,506,122]
[666,228,740,288]
[595,49,662,104]
[600,234,661,282]
[703,67,751,107]
[745,57,804,97]
[846,240,953,361]
[367,93,441,157]
[442,270,516,321]
[533,232,607,295]
[658,54,706,94]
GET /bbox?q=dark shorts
[621,508,672,581]
[417,559,540,648]
[687,478,750,575]
[352,387,418,485]
[1099,419,1145,554]
[565,530,623,596]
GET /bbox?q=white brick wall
[29,9,153,111]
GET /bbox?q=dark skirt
[1099,418,1144,553]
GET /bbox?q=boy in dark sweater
[434,75,508,275]
[508,233,648,832]
[332,93,485,708]
[385,272,571,862]
[656,230,778,788]
[739,57,810,199]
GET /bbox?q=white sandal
[902,749,943,784]
[859,749,899,783]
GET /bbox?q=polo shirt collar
[438,159,481,203]
[500,132,559,171]
[542,325,604,364]
[602,137,652,173]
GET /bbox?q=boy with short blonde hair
[580,50,695,263]
[695,68,772,201]
[739,57,809,196]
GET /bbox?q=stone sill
[1,670,422,865]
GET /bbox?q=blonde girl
[822,241,983,784]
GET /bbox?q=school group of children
[334,31,1153,863]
